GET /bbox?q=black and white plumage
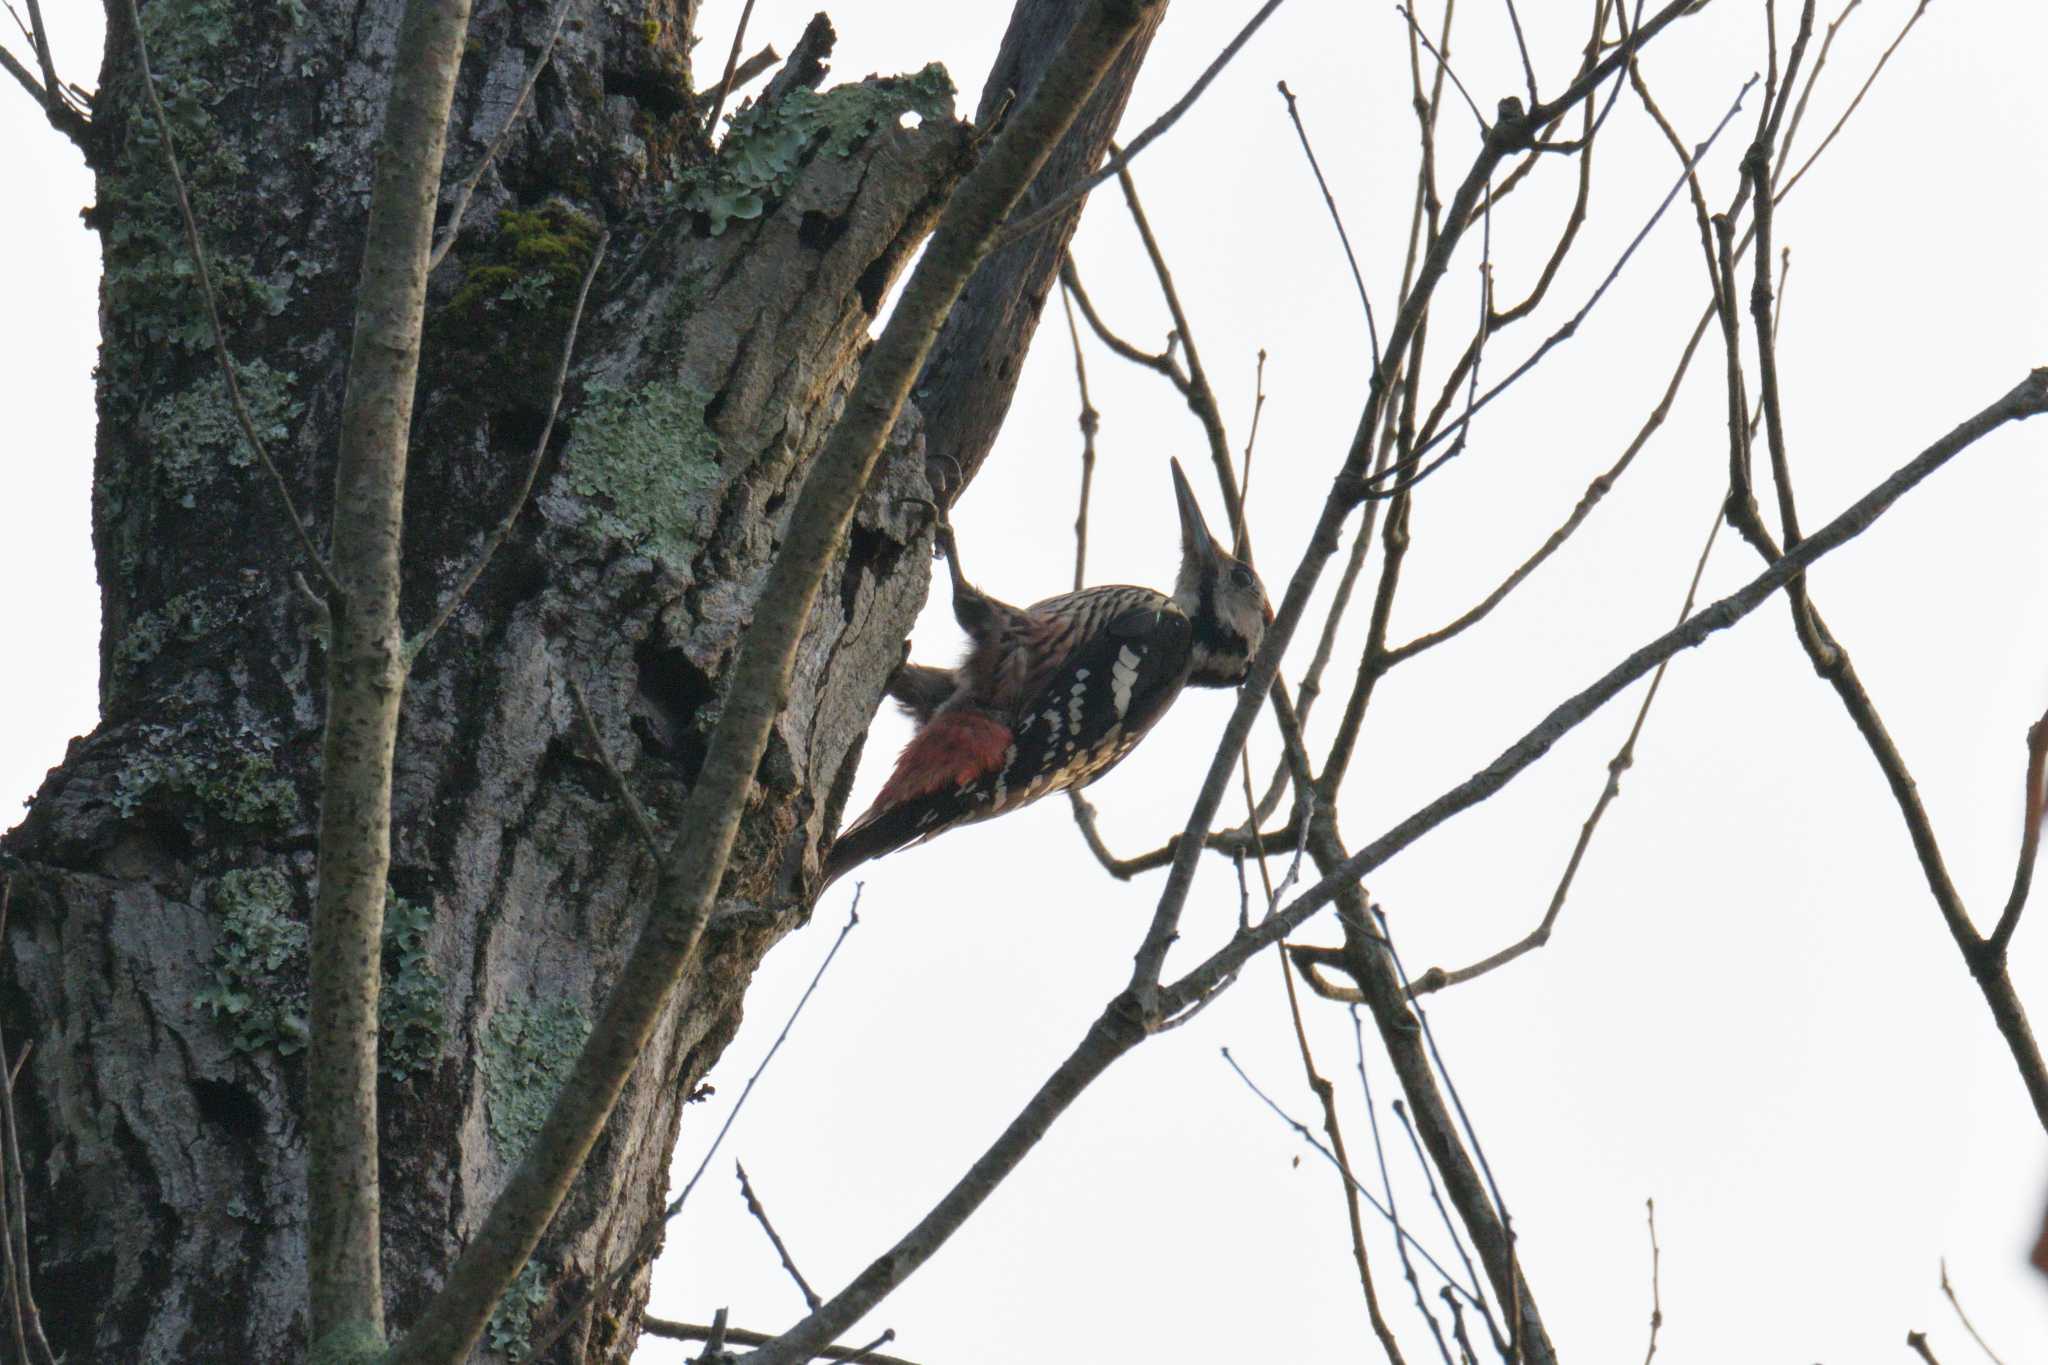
[821,460,1269,889]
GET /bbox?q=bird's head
[1169,459,1271,688]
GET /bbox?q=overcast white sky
[6,2,2048,1362]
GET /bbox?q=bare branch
[0,40,85,144]
[1390,75,1758,488]
[737,1161,822,1311]
[1989,707,2048,957]
[1163,368,2048,1011]
[700,0,761,145]
[1,0,85,143]
[1643,1198,1663,1364]
[1908,1331,1945,1365]
[699,43,780,113]
[1060,254,1182,379]
[1502,0,1539,106]
[1409,499,1723,997]
[1939,1259,2007,1365]
[428,0,576,273]
[1274,945,1408,1363]
[1396,4,1486,132]
[1058,277,1100,591]
[1112,159,1243,533]
[121,0,341,597]
[1139,0,1713,1011]
[642,1317,927,1365]
[993,0,1293,251]
[1218,1047,1479,1307]
[1775,0,1929,201]
[1066,787,1295,880]
[1277,80,1381,370]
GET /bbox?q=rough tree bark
[0,0,1162,1358]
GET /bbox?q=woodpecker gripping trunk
[823,460,1269,887]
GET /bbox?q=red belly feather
[874,710,1013,806]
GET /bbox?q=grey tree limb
[304,0,476,1345]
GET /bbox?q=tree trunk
[0,1,1161,1358]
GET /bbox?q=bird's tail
[820,708,1012,888]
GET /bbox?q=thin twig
[1388,1100,1489,1320]
[123,0,340,596]
[1938,1259,2007,1365]
[1219,1048,1480,1306]
[1642,1199,1662,1365]
[0,40,85,142]
[736,1161,822,1310]
[1503,0,1539,106]
[1274,937,1409,1363]
[1160,368,2048,1013]
[1351,1009,1453,1364]
[1238,348,1268,553]
[1773,0,1862,183]
[1986,705,2048,957]
[1112,158,1243,534]
[563,666,662,861]
[1388,76,1759,486]
[640,1317,926,1365]
[840,1327,903,1365]
[1060,255,1181,379]
[993,0,1293,251]
[1058,277,1100,591]
[413,231,608,656]
[1396,5,1485,131]
[1908,1332,1945,1365]
[1776,0,1928,201]
[1409,498,1723,996]
[698,43,780,113]
[700,0,761,143]
[1375,911,1513,1311]
[1277,80,1381,371]
[428,0,577,273]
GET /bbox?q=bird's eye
[1230,565,1255,589]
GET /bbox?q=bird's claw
[893,496,960,565]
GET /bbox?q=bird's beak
[1170,458,1223,569]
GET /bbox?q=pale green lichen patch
[486,1258,551,1362]
[561,378,722,567]
[111,590,228,676]
[195,867,310,1056]
[196,879,449,1069]
[482,999,589,1160]
[142,361,302,504]
[379,894,445,1081]
[683,63,955,234]
[99,0,293,360]
[113,723,299,830]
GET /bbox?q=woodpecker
[822,459,1270,888]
